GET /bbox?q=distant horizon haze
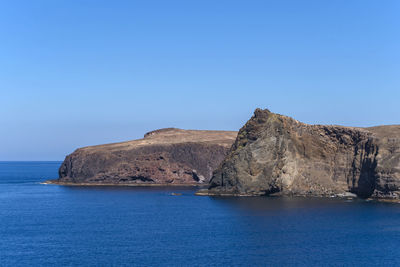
[1,0,399,160]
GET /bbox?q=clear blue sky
[0,0,399,160]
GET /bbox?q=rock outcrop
[50,128,237,185]
[199,109,400,199]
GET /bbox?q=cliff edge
[199,109,400,199]
[50,128,237,185]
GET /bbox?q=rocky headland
[197,109,400,199]
[47,128,237,186]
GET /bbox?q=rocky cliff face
[200,109,400,199]
[53,128,237,185]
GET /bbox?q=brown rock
[200,109,400,199]
[51,128,237,185]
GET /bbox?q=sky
[0,0,399,160]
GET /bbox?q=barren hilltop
[48,128,237,185]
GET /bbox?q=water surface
[1,162,400,266]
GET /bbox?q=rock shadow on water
[57,184,204,194]
[208,195,381,215]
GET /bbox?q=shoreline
[42,180,206,187]
[195,189,400,203]
[41,181,400,203]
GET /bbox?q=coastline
[43,181,400,203]
[42,180,206,187]
[195,189,400,203]
[42,180,400,203]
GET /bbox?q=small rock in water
[337,192,357,198]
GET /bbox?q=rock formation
[198,109,400,199]
[50,128,237,185]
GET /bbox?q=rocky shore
[48,109,400,200]
[198,109,400,199]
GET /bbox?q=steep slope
[199,109,400,199]
[49,128,237,185]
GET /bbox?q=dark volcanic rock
[200,109,400,199]
[53,128,237,185]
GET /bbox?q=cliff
[50,128,237,185]
[198,109,400,199]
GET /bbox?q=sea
[1,161,400,266]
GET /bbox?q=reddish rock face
[53,128,237,185]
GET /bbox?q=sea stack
[50,128,237,185]
[198,109,400,199]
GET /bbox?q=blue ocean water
[1,162,400,266]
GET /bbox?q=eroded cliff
[51,128,237,185]
[200,109,400,199]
